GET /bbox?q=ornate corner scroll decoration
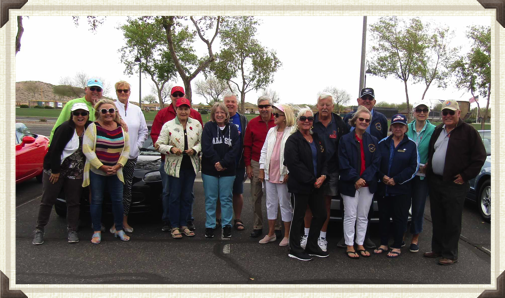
[0,271,27,298]
[478,271,505,297]
[478,0,505,28]
[0,0,28,28]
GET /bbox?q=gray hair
[223,92,238,101]
[349,106,372,127]
[210,102,230,124]
[295,107,314,133]
[318,92,334,103]
[257,95,271,106]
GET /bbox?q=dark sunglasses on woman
[273,113,285,118]
[100,108,116,114]
[299,116,314,122]
[415,108,429,113]
[72,111,89,117]
[116,89,129,93]
[358,117,371,123]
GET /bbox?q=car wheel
[54,204,67,218]
[478,180,491,221]
[36,173,43,183]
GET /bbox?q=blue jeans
[160,161,170,223]
[167,168,196,228]
[410,176,429,235]
[202,174,235,228]
[90,171,124,232]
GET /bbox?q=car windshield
[15,123,32,144]
[140,128,160,156]
[479,130,491,156]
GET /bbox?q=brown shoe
[438,258,458,265]
[423,251,440,258]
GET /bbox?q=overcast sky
[16,16,490,109]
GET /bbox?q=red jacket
[243,115,275,166]
[150,104,203,161]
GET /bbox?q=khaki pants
[250,160,282,230]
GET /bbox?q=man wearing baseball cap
[49,78,104,144]
[424,100,486,265]
[151,86,203,233]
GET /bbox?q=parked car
[15,123,49,184]
[467,130,491,221]
[55,128,163,218]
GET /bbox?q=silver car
[467,130,491,221]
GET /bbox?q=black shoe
[288,250,312,261]
[274,229,283,239]
[67,231,79,243]
[305,248,330,258]
[205,228,215,238]
[161,222,171,232]
[336,237,346,248]
[250,229,262,238]
[32,229,44,245]
[222,225,232,240]
[187,220,195,231]
[364,237,376,249]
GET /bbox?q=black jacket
[313,112,349,173]
[201,121,240,177]
[284,130,327,195]
[232,112,248,169]
[43,119,91,174]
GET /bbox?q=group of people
[32,79,487,267]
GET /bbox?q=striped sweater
[82,122,130,187]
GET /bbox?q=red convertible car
[15,123,49,184]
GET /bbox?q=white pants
[342,187,374,246]
[265,181,293,222]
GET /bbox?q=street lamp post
[365,67,372,87]
[135,56,142,109]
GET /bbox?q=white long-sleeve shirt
[114,100,148,159]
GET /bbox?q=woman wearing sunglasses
[257,104,295,247]
[375,114,419,258]
[155,98,203,239]
[405,103,435,253]
[284,107,328,261]
[32,103,92,245]
[338,105,381,259]
[82,99,131,244]
[108,81,148,234]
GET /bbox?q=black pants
[378,194,410,249]
[36,172,82,232]
[428,175,469,260]
[289,188,326,254]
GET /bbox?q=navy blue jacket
[377,135,419,196]
[338,131,381,197]
[284,131,328,195]
[201,121,240,177]
[313,112,349,173]
[343,109,388,140]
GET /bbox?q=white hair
[257,95,271,105]
[295,106,314,133]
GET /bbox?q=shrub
[200,109,208,115]
[39,118,47,122]
[20,105,29,108]
[34,105,42,109]
[44,106,54,109]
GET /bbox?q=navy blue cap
[360,87,375,99]
[391,114,407,125]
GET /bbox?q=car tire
[478,180,491,222]
[54,205,67,218]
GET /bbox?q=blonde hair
[349,106,372,127]
[210,102,230,124]
[295,107,314,133]
[94,99,122,125]
[274,104,295,127]
[114,80,131,91]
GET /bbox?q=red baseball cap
[171,86,185,95]
[176,97,191,108]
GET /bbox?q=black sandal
[346,250,360,259]
[357,249,371,257]
[233,219,245,231]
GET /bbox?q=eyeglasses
[258,105,271,109]
[442,110,456,116]
[116,89,129,93]
[100,108,116,114]
[89,87,102,92]
[72,111,89,117]
[273,113,285,118]
[299,116,314,122]
[358,117,371,123]
[415,108,429,113]
[172,92,184,98]
[361,96,374,101]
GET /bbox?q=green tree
[195,75,229,104]
[450,25,491,130]
[119,17,196,108]
[212,16,282,113]
[142,94,157,104]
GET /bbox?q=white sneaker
[300,235,308,249]
[318,237,328,252]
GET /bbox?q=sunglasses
[258,105,271,109]
[100,108,116,114]
[358,117,371,123]
[117,89,129,93]
[442,110,456,116]
[273,113,285,118]
[299,116,314,122]
[172,92,184,98]
[89,87,102,92]
[72,111,89,117]
[415,108,429,113]
[361,97,374,101]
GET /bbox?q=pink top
[268,131,284,183]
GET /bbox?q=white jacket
[114,100,148,159]
[259,126,295,182]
